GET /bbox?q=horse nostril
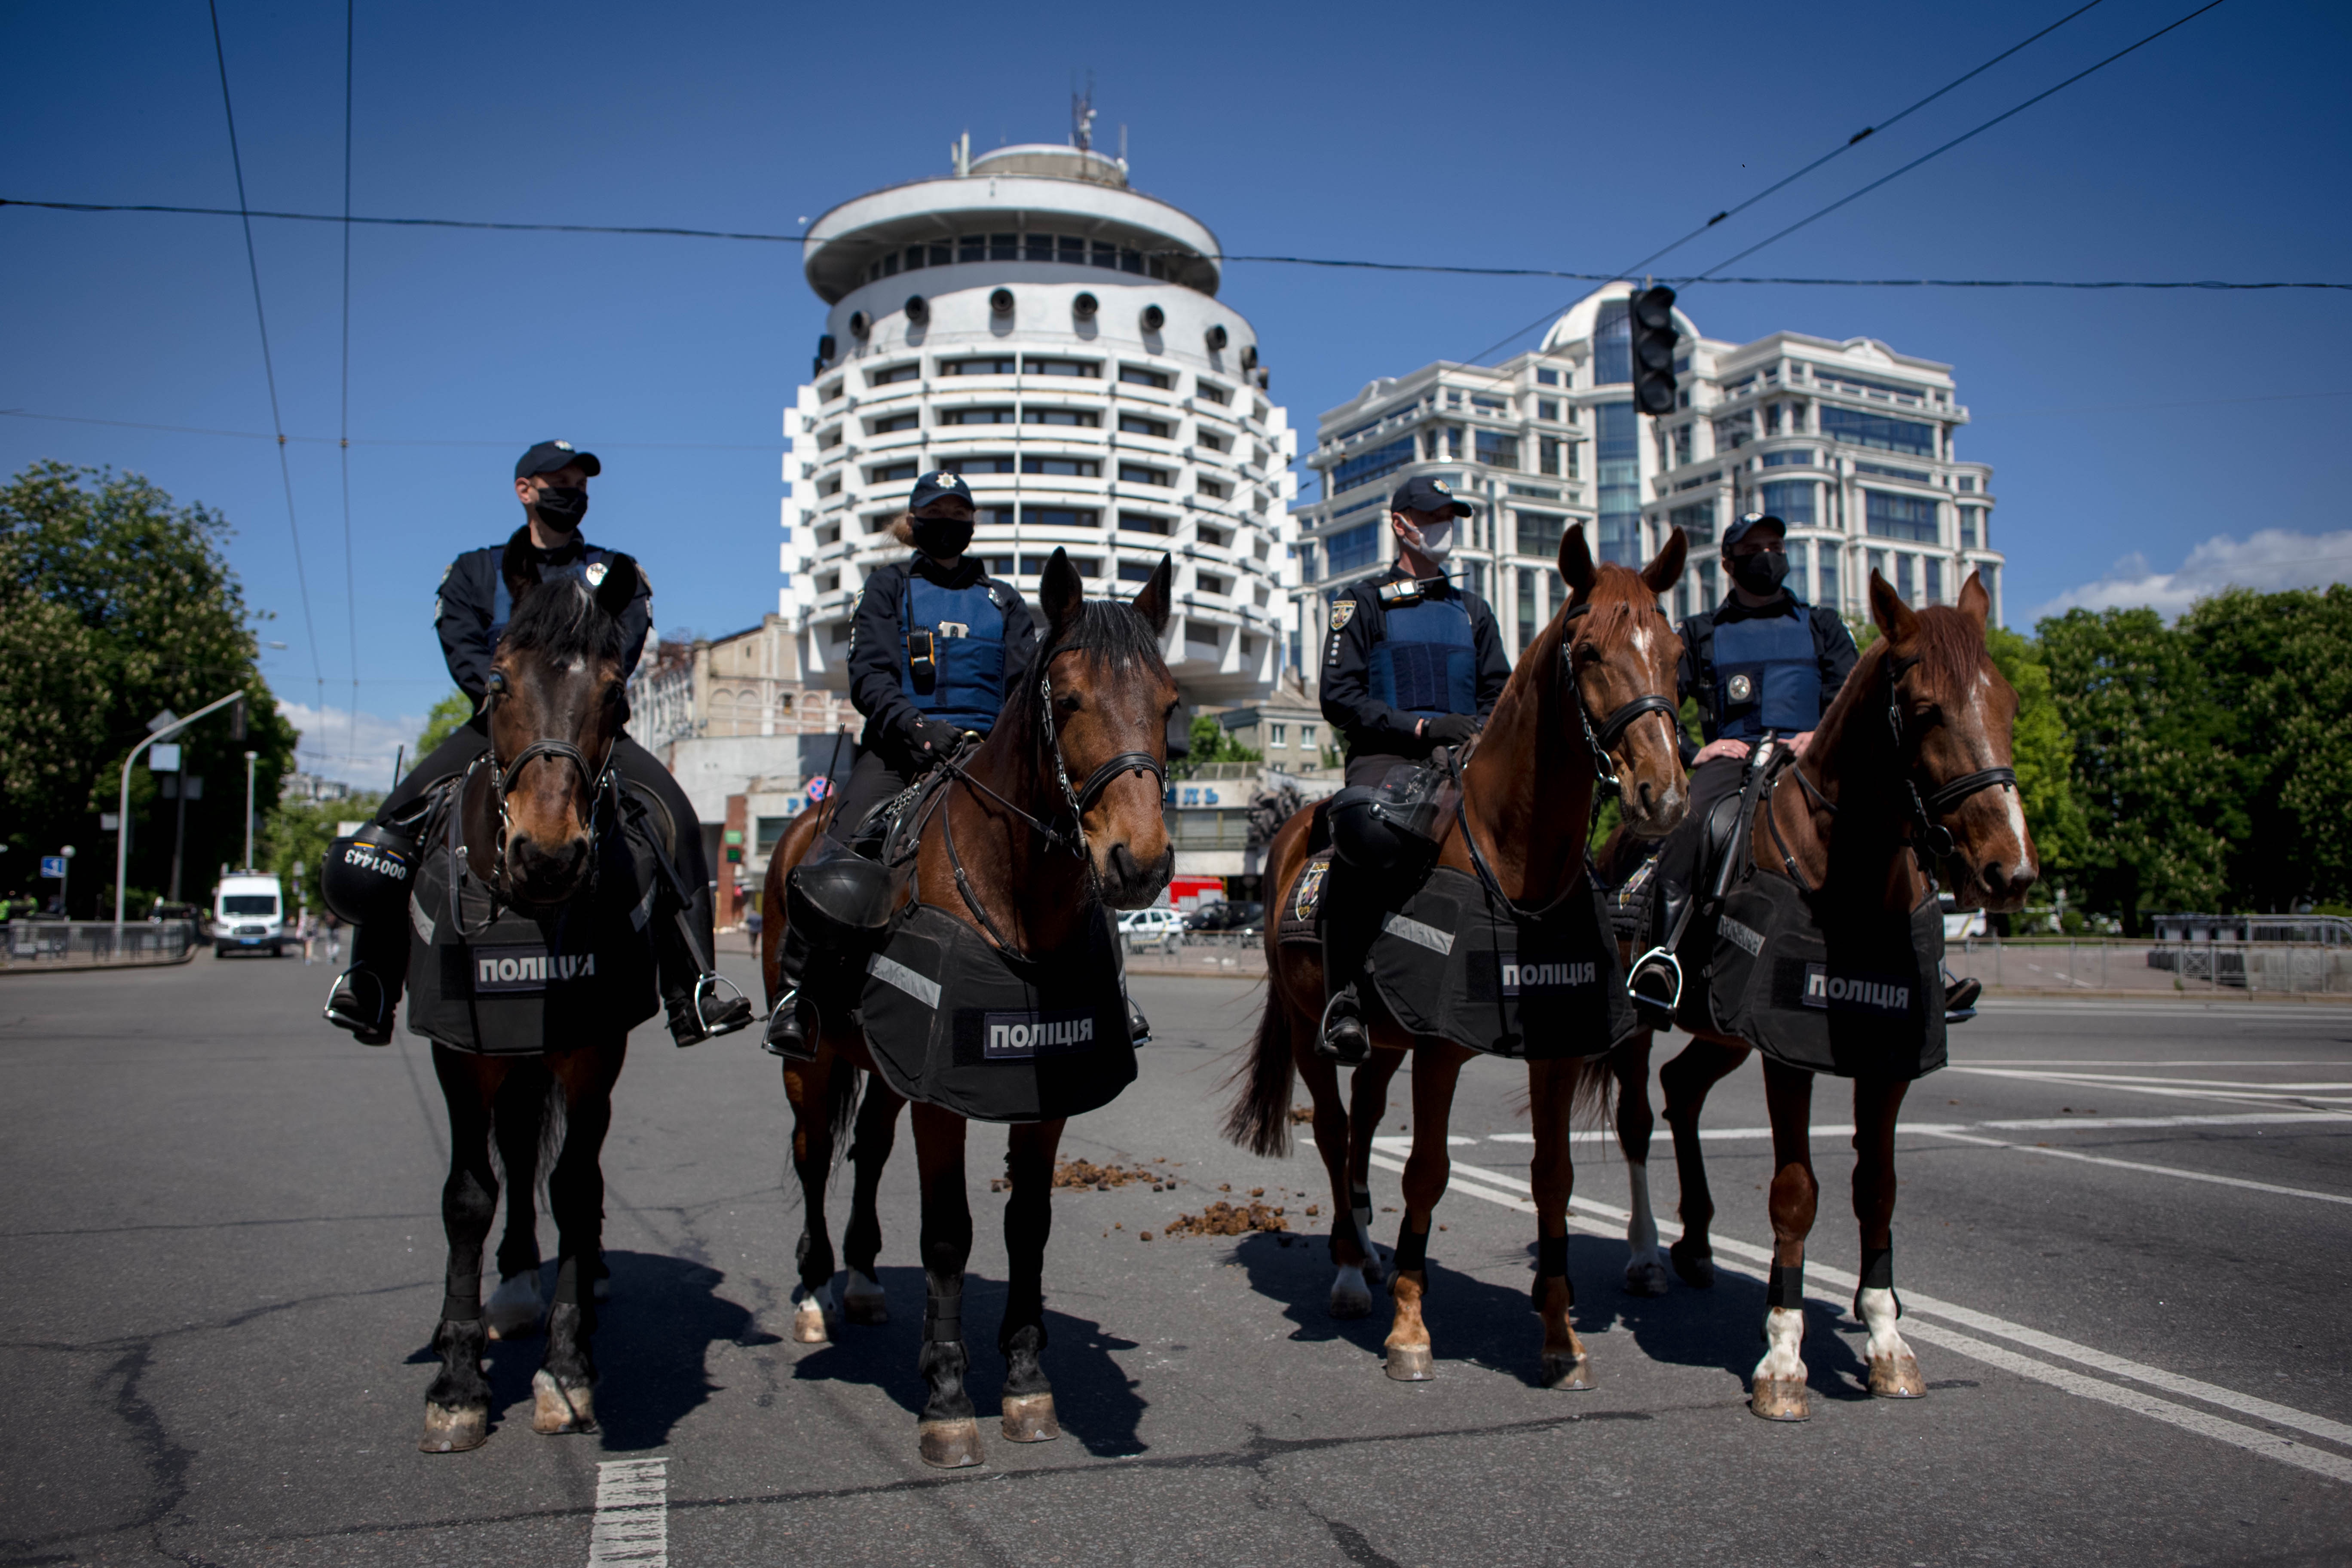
[1638,779,1655,812]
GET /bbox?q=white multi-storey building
[1291,282,2003,666]
[778,142,1300,724]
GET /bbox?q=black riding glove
[1423,714,1479,747]
[904,716,967,757]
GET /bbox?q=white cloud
[2032,529,2352,622]
[276,701,427,790]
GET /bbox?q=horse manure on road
[1021,1158,1174,1194]
[1164,1199,1290,1239]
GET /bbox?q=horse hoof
[842,1271,888,1326]
[1001,1393,1061,1443]
[483,1272,544,1340]
[530,1369,597,1435]
[417,1401,488,1453]
[1622,1256,1671,1298]
[1749,1375,1810,1422]
[1669,1238,1715,1289]
[1384,1343,1435,1381]
[792,1297,833,1345]
[1869,1354,1926,1399]
[918,1418,985,1469]
[1540,1351,1593,1391]
[1329,1265,1372,1319]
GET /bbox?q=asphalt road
[3,950,2349,1566]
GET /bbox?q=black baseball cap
[1722,512,1786,547]
[515,439,602,480]
[908,470,975,511]
[1390,474,1473,518]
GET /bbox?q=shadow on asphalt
[791,1265,1148,1456]
[1596,1251,1874,1405]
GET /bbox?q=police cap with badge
[515,439,602,479]
[909,471,974,511]
[1374,475,1473,612]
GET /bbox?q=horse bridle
[469,676,619,910]
[1884,651,2018,865]
[1559,601,1680,797]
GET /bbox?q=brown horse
[1226,524,1688,1386]
[416,553,649,1452]
[760,549,1177,1467]
[1597,569,2035,1420]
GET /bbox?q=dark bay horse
[1227,525,1688,1386]
[1596,569,2035,1420]
[416,552,652,1452]
[760,549,1177,1467]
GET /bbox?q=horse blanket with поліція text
[1360,866,1637,1060]
[858,902,1138,1122]
[1700,867,1947,1079]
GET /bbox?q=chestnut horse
[1597,570,2035,1420]
[760,550,1177,1468]
[1226,525,1688,1386]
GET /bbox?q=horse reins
[462,680,619,915]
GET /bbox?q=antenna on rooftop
[1071,71,1096,151]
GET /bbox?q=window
[1819,543,1842,610]
[1822,406,1936,457]
[1594,298,1631,385]
[1896,554,1917,600]
[1302,722,1318,746]
[1958,506,1983,548]
[1761,449,1814,467]
[1119,462,1171,486]
[1023,456,1099,477]
[1514,511,1566,558]
[1786,540,1810,601]
[1445,389,1463,408]
[1536,368,1560,386]
[1197,524,1230,548]
[1854,461,1931,483]
[1118,560,1158,583]
[1269,722,1287,747]
[1118,511,1171,534]
[1470,395,1507,412]
[1020,506,1099,530]
[1018,554,1102,577]
[937,454,1014,475]
[1196,381,1231,405]
[1024,357,1099,377]
[941,356,1017,376]
[1596,401,1640,565]
[1326,523,1380,577]
[1957,476,1977,492]
[870,461,919,483]
[870,363,921,386]
[1119,365,1171,389]
[1198,573,1231,596]
[941,406,1014,425]
[1977,561,1999,613]
[1759,480,1816,527]
[756,816,794,850]
[1764,403,1782,436]
[820,379,844,401]
[1537,399,1560,421]
[1924,556,1945,604]
[1119,413,1170,437]
[818,425,843,450]
[1672,424,1694,467]
[1197,476,1230,500]
[871,411,919,434]
[1867,547,1889,583]
[976,505,1015,530]
[865,511,899,532]
[1516,567,1538,651]
[1331,435,1415,495]
[1713,413,1754,453]
[1196,428,1229,453]
[1539,437,1562,476]
[1476,431,1520,469]
[1025,407,1099,427]
[1864,490,1939,543]
[1669,500,1715,545]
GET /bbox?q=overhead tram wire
[0,410,784,448]
[207,0,325,759]
[340,0,358,773]
[1688,0,2233,282]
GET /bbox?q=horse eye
[486,671,508,695]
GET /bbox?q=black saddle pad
[1277,848,1335,946]
[860,903,1136,1122]
[1704,870,1946,1080]
[1363,867,1635,1060]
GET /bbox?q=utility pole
[243,751,258,870]
[169,760,190,904]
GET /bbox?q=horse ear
[1869,568,1919,643]
[1957,568,1991,627]
[1039,547,1085,636]
[594,553,640,622]
[500,526,541,607]
[1130,552,1173,634]
[1642,526,1687,597]
[1559,523,1596,597]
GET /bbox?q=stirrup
[322,966,394,1046]
[762,987,820,1061]
[1626,946,1683,1029]
[1126,993,1153,1047]
[692,973,754,1040]
[1943,972,1982,1025]
[1316,986,1370,1065]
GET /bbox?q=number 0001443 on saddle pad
[1361,867,1637,1060]
[1703,870,1948,1080]
[858,903,1138,1122]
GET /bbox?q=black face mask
[1730,548,1788,593]
[911,516,974,559]
[532,486,589,530]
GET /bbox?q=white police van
[214,873,288,957]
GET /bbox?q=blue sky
[5,0,2346,782]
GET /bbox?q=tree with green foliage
[1172,712,1263,780]
[0,462,299,916]
[261,793,384,913]
[1982,622,2089,882]
[415,689,474,759]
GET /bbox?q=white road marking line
[1908,1127,2352,1206]
[589,1458,668,1567]
[1358,1151,2352,1480]
[1480,1110,2352,1144]
[1944,1068,2342,1111]
[1961,1060,2352,1068]
[1964,1069,2352,1093]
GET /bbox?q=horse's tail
[1222,992,1298,1159]
[830,1060,864,1162]
[1566,1050,1617,1136]
[486,1062,567,1207]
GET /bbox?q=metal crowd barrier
[1948,936,2352,996]
[2,919,199,970]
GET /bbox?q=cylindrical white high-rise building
[779,143,1299,721]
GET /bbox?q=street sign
[150,743,182,772]
[40,856,67,879]
[147,709,181,735]
[100,813,119,831]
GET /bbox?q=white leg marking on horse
[1754,1305,1807,1381]
[484,1270,545,1339]
[588,1457,668,1566]
[1329,1262,1372,1319]
[1621,1161,1670,1295]
[1859,1286,1910,1364]
[791,1279,838,1344]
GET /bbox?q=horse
[412,548,661,1452]
[1225,524,1689,1386]
[1595,568,2035,1420]
[759,548,1178,1468]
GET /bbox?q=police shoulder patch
[1329,600,1357,631]
[584,562,608,588]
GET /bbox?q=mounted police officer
[763,472,1039,1059]
[1625,511,1857,1010]
[1314,474,1512,1062]
[324,440,747,1048]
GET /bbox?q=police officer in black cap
[1314,473,1511,1062]
[1625,511,1856,1007]
[324,440,746,1047]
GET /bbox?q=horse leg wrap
[1531,1235,1570,1309]
[441,1270,482,1323]
[925,1281,962,1344]
[1856,1244,1901,1319]
[1393,1221,1429,1274]
[1766,1259,1805,1312]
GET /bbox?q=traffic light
[1631,286,1679,416]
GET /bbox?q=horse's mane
[1811,602,1988,777]
[504,575,623,664]
[998,598,1169,742]
[1486,560,1651,719]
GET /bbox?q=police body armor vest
[1709,606,1822,740]
[900,574,1008,735]
[488,546,620,653]
[1369,593,1477,720]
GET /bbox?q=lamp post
[116,690,247,934]
[243,751,258,871]
[59,845,74,918]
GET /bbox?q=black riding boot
[1626,873,1690,1031]
[762,921,824,1061]
[1316,863,1379,1064]
[658,876,751,1047]
[324,918,405,1045]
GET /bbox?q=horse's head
[1869,569,2037,911]
[484,530,639,904]
[1559,523,1690,836]
[1027,548,1179,909]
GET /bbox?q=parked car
[1117,907,1185,954]
[1938,893,1988,941]
[212,874,287,957]
[1184,900,1265,936]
